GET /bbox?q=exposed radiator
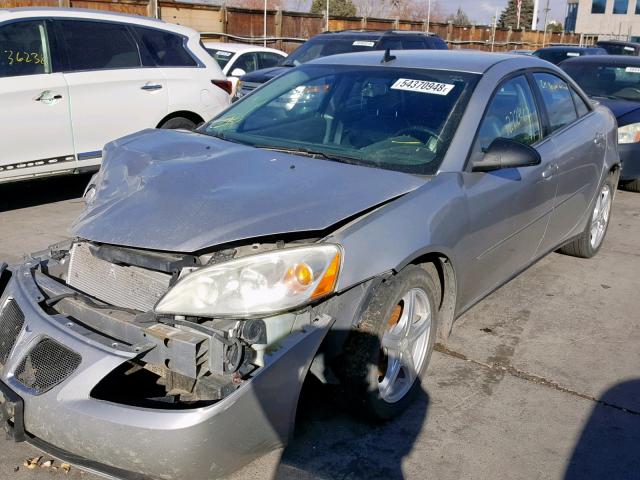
[67,242,171,312]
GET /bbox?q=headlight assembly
[155,244,341,318]
[618,123,640,144]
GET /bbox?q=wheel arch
[156,111,205,128]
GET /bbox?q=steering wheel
[393,126,441,146]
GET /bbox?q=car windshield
[562,63,640,101]
[207,48,234,69]
[200,64,478,175]
[283,38,378,66]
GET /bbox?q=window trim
[464,70,546,172]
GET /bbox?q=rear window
[285,37,379,66]
[134,27,197,67]
[207,48,234,69]
[57,20,141,71]
[598,43,639,55]
[562,62,640,101]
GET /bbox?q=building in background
[565,0,640,41]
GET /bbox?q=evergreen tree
[499,0,534,29]
[311,0,357,17]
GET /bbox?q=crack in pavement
[434,343,640,417]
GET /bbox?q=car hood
[593,97,640,122]
[72,129,426,253]
[240,66,290,83]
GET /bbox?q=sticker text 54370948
[391,78,455,96]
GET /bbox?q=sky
[444,0,568,24]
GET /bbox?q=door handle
[594,132,606,147]
[542,163,559,179]
[141,84,163,91]
[35,91,62,102]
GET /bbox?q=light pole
[326,0,330,31]
[263,0,267,47]
[541,0,550,47]
[426,0,431,33]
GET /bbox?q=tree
[499,0,534,29]
[445,7,470,26]
[310,0,357,17]
[547,20,564,33]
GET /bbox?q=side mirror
[230,68,246,77]
[471,138,541,172]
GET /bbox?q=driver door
[460,74,559,305]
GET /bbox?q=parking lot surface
[1,176,639,480]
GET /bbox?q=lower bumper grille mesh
[15,338,81,394]
[0,299,25,367]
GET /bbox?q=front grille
[0,299,25,367]
[67,242,171,312]
[15,338,81,394]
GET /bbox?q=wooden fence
[1,0,582,52]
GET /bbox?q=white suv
[0,8,231,184]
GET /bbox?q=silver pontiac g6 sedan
[0,50,619,479]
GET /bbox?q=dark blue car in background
[561,55,640,192]
[236,29,447,98]
[532,46,607,65]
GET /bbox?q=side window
[0,20,51,78]
[379,38,402,50]
[134,27,197,67]
[232,53,258,74]
[258,52,284,69]
[533,73,578,132]
[475,75,542,154]
[570,87,590,117]
[58,20,140,71]
[401,38,427,50]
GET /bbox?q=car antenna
[381,48,396,63]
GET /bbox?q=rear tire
[338,265,439,421]
[159,116,197,130]
[621,179,640,192]
[558,173,615,258]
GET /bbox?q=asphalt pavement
[0,174,639,480]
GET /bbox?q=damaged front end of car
[0,238,338,480]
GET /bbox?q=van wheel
[558,173,615,258]
[338,265,438,421]
[159,117,197,130]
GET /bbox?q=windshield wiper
[255,145,364,166]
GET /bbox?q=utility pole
[263,0,267,47]
[532,0,539,30]
[426,0,431,33]
[491,7,498,52]
[326,0,330,31]
[541,0,550,47]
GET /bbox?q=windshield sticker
[566,52,580,57]
[625,46,635,52]
[391,79,455,96]
[217,51,232,57]
[625,66,640,73]
[353,40,375,47]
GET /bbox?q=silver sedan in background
[0,51,619,479]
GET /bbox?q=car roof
[202,41,285,55]
[560,54,640,66]
[597,40,640,46]
[0,7,196,36]
[309,49,547,74]
[318,29,440,38]
[537,46,600,51]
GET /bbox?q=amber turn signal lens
[311,252,341,300]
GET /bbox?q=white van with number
[0,8,232,184]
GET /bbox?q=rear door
[0,19,74,180]
[57,19,168,164]
[532,72,602,251]
[461,74,559,303]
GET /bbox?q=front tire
[339,265,439,421]
[558,173,615,258]
[159,116,197,130]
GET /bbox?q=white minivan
[0,8,231,183]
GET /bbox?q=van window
[58,20,140,71]
[134,27,197,67]
[0,20,51,77]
